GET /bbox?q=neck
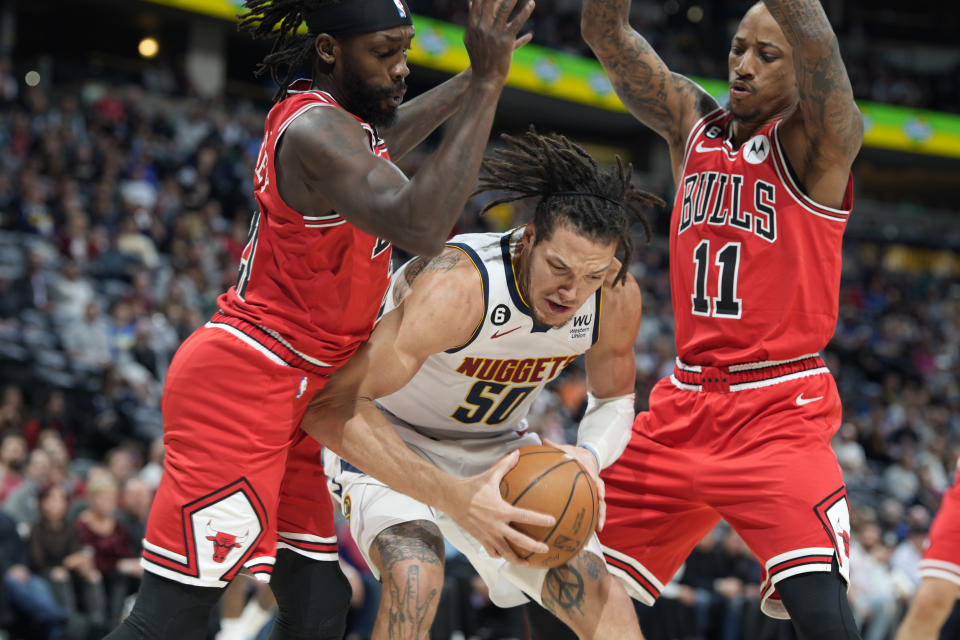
[511,236,530,304]
[728,104,794,148]
[311,76,347,109]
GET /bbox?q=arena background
[0,0,956,638]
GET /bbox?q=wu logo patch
[744,135,770,164]
[572,314,593,328]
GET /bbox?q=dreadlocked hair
[239,0,334,102]
[475,127,664,286]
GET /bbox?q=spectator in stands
[62,301,112,374]
[0,432,26,503]
[850,521,900,640]
[23,390,74,451]
[29,484,107,635]
[3,446,52,528]
[75,473,141,626]
[50,259,96,322]
[0,385,25,432]
[117,477,152,556]
[0,509,65,639]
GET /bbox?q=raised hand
[464,0,535,85]
[443,450,556,564]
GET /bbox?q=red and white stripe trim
[601,545,663,605]
[770,122,851,222]
[276,531,339,562]
[671,354,829,392]
[918,559,960,587]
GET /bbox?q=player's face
[337,26,413,127]
[728,4,798,123]
[520,222,616,328]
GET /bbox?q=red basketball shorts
[600,356,851,620]
[919,478,960,587]
[141,325,338,588]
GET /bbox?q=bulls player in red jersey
[565,0,864,638]
[106,0,555,638]
[896,471,960,640]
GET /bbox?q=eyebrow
[374,31,415,43]
[732,36,783,52]
[549,256,609,275]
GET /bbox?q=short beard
[341,64,403,128]
[519,250,570,330]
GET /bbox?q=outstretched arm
[377,70,472,161]
[581,0,717,174]
[765,0,862,168]
[302,249,555,563]
[281,0,534,258]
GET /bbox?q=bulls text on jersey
[677,171,777,243]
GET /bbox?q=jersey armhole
[678,107,726,179]
[443,243,489,354]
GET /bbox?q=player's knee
[373,520,445,608]
[269,551,351,640]
[541,551,608,624]
[912,579,960,617]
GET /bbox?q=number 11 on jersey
[691,240,742,318]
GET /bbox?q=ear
[521,223,536,246]
[314,33,338,66]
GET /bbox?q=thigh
[324,449,438,581]
[143,328,311,588]
[599,392,721,606]
[275,433,338,562]
[706,376,850,620]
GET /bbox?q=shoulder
[602,263,642,318]
[593,266,642,348]
[396,246,486,320]
[280,103,371,157]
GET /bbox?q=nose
[734,51,755,79]
[392,53,410,82]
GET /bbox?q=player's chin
[536,301,575,327]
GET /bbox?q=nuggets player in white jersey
[576,0,865,639]
[308,129,662,640]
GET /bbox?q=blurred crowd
[412,0,960,113]
[0,52,956,640]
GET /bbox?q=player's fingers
[501,525,547,556]
[488,448,520,482]
[506,504,555,528]
[505,0,535,32]
[492,0,517,25]
[512,32,533,50]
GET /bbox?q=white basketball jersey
[377,227,602,440]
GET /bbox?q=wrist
[578,444,601,471]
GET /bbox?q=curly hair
[475,127,664,285]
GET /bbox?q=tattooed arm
[302,249,555,563]
[581,0,718,177]
[377,70,472,162]
[764,0,862,205]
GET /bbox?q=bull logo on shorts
[205,520,248,563]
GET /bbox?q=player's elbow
[395,231,445,259]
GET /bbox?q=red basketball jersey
[670,109,853,366]
[217,80,393,374]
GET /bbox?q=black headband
[305,0,413,37]
[550,191,625,209]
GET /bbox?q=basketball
[499,445,599,568]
